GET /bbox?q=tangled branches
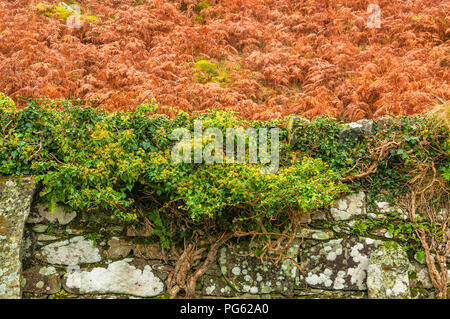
[162,209,305,298]
[166,232,232,298]
[405,163,449,298]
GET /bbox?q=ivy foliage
[290,114,449,202]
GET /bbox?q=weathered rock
[64,228,84,235]
[126,224,153,237]
[369,201,407,220]
[311,211,328,221]
[32,224,48,233]
[202,275,236,297]
[48,292,142,299]
[63,258,165,297]
[36,234,59,242]
[408,262,433,289]
[105,237,133,259]
[134,243,163,260]
[133,243,178,261]
[375,116,395,131]
[22,292,50,299]
[0,177,35,299]
[22,266,61,294]
[79,210,122,225]
[371,228,394,239]
[294,288,367,299]
[105,226,124,235]
[285,116,310,145]
[27,203,76,225]
[339,120,373,144]
[367,242,411,299]
[297,237,382,290]
[330,191,366,220]
[22,226,36,270]
[297,228,334,240]
[218,240,300,296]
[39,236,102,265]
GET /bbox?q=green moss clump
[37,2,97,23]
[382,241,400,250]
[193,59,235,85]
[0,93,15,111]
[195,1,211,24]
[195,1,211,13]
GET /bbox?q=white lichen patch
[298,237,381,291]
[219,241,300,295]
[28,203,77,225]
[64,258,164,297]
[205,284,216,295]
[35,281,44,289]
[330,192,366,220]
[39,266,57,276]
[333,270,346,289]
[367,243,411,298]
[231,266,241,276]
[40,236,101,265]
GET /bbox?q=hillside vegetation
[0,0,449,120]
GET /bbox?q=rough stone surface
[133,243,178,261]
[27,203,76,225]
[339,119,373,144]
[371,228,394,239]
[32,224,48,233]
[202,275,236,297]
[0,177,35,299]
[297,237,382,290]
[22,266,61,294]
[63,258,165,297]
[311,211,327,221]
[105,237,133,259]
[367,243,411,299]
[39,236,102,265]
[294,288,367,299]
[133,243,164,260]
[47,292,143,299]
[36,234,59,242]
[286,116,310,145]
[330,191,366,220]
[408,262,433,289]
[297,228,334,240]
[368,201,407,220]
[218,240,300,296]
[126,224,153,237]
[22,226,36,270]
[2,172,442,300]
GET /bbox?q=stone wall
[1,176,446,299]
[0,177,35,298]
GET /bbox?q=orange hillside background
[0,0,449,120]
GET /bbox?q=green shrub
[0,98,348,246]
[193,59,234,85]
[0,93,15,110]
